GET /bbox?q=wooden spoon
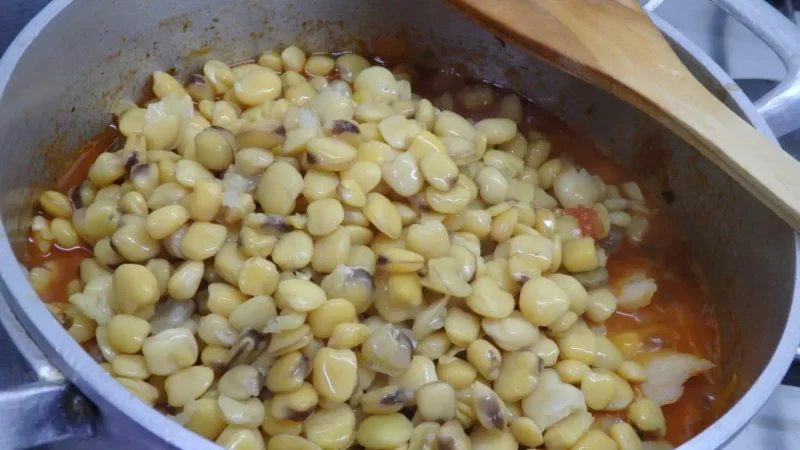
[447,0,800,229]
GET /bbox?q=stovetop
[2,0,800,449]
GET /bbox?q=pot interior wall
[0,0,794,440]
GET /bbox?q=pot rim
[0,2,797,449]
[652,14,800,450]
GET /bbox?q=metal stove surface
[2,0,800,449]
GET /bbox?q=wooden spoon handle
[657,76,800,230]
[448,0,800,229]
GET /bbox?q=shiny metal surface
[0,0,798,449]
[643,0,668,11]
[0,382,94,449]
[712,0,800,137]
[0,261,95,449]
[728,384,800,448]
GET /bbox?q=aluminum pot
[0,0,799,448]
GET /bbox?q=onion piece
[142,94,194,150]
[221,166,259,208]
[144,93,194,126]
[69,292,114,325]
[298,108,322,131]
[522,368,587,432]
[641,352,714,406]
[616,273,657,310]
[323,81,352,98]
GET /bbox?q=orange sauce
[25,126,118,304]
[55,126,120,194]
[556,113,722,443]
[24,62,722,446]
[22,242,91,304]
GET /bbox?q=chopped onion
[311,91,354,123]
[68,292,114,325]
[298,108,321,131]
[144,93,193,127]
[324,80,353,98]
[221,166,259,208]
[142,94,194,150]
[617,273,657,310]
[150,298,196,334]
[222,190,241,208]
[522,368,587,432]
[641,352,714,406]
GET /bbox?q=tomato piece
[565,207,601,239]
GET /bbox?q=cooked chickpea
[519,277,570,327]
[113,264,160,315]
[164,365,214,407]
[26,46,709,448]
[312,347,358,404]
[628,398,666,438]
[356,413,413,449]
[106,314,151,354]
[141,328,198,376]
[304,403,355,449]
[610,422,644,450]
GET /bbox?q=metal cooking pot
[0,0,799,448]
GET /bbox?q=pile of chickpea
[26,45,679,450]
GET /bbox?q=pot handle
[648,0,800,138]
[711,0,800,138]
[0,295,96,448]
[0,380,96,449]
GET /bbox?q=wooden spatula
[447,0,800,229]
